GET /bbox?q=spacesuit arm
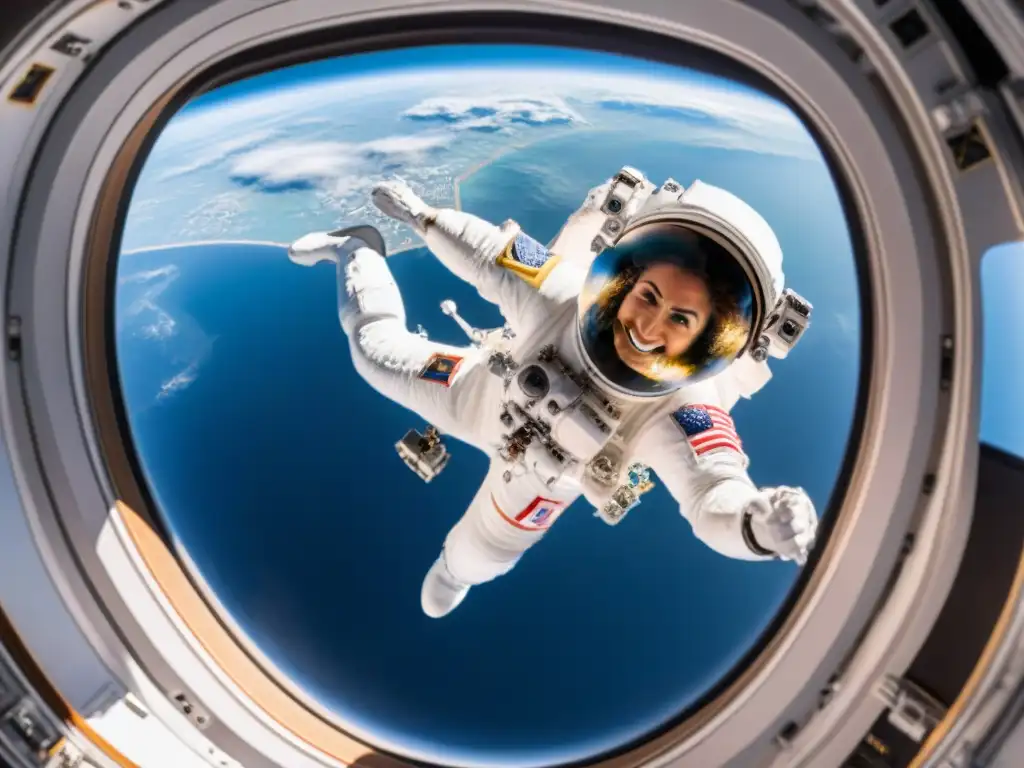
[371,181,582,336]
[633,409,770,561]
[632,381,817,563]
[423,210,574,323]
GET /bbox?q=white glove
[744,486,818,565]
[371,180,436,233]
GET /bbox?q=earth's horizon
[115,43,862,767]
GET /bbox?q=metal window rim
[0,1,975,767]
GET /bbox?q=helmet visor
[577,222,757,396]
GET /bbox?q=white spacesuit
[289,166,819,619]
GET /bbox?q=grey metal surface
[0,0,1018,766]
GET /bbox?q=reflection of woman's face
[613,262,712,375]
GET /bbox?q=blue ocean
[115,132,861,766]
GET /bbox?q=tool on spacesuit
[596,462,657,525]
[750,289,813,362]
[395,425,450,482]
[420,281,658,522]
[393,300,520,484]
[481,331,656,524]
[439,299,516,352]
[588,165,656,255]
[440,300,486,346]
[488,344,623,485]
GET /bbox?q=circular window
[114,43,861,766]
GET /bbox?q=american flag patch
[514,497,566,531]
[672,404,743,458]
[419,353,463,387]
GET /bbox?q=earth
[115,44,862,767]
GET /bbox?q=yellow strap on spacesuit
[495,234,563,288]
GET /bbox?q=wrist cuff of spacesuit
[741,511,778,558]
[417,211,438,233]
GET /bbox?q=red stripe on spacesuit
[692,439,743,456]
[515,497,562,525]
[490,495,541,531]
[686,404,742,457]
[690,428,739,448]
[701,404,734,424]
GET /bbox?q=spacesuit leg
[441,469,539,583]
[329,236,487,448]
[421,461,578,618]
[420,478,532,618]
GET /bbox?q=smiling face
[612,262,712,376]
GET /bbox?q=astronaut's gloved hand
[371,180,437,234]
[742,487,818,565]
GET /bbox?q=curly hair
[589,234,753,380]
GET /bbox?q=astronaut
[289,166,819,619]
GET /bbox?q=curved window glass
[980,241,1024,459]
[115,43,861,766]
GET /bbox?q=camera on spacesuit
[493,346,622,485]
[597,462,656,526]
[504,352,622,464]
[754,288,813,361]
[591,166,651,254]
[395,426,450,482]
[600,167,643,216]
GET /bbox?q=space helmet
[576,179,785,398]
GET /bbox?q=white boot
[420,554,471,619]
[288,225,386,266]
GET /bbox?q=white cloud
[140,312,176,340]
[227,133,454,192]
[403,95,585,131]
[564,74,815,158]
[584,75,800,129]
[118,265,177,285]
[395,71,815,157]
[157,129,277,181]
[152,65,817,173]
[157,65,812,154]
[180,190,248,239]
[119,265,180,340]
[125,63,823,250]
[327,174,378,199]
[155,69,474,150]
[230,141,356,189]
[205,69,817,209]
[117,262,214,404]
[158,361,200,399]
[359,133,453,156]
